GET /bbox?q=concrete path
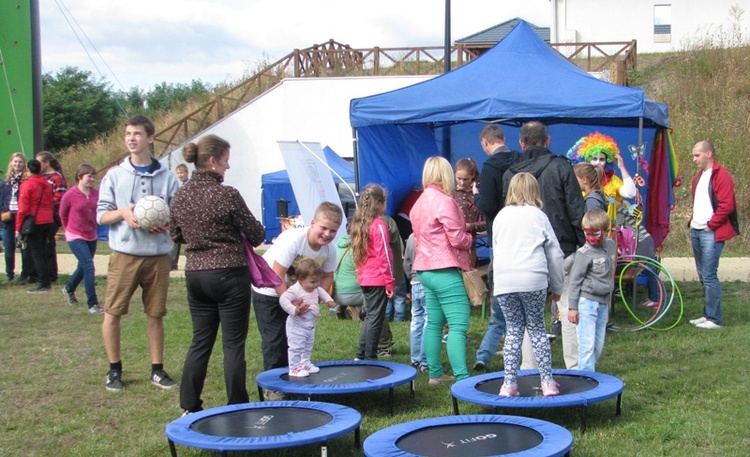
[14,253,748,282]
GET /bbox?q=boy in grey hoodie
[567,209,615,372]
[96,115,180,392]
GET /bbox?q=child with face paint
[567,209,616,372]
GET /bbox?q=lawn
[0,276,748,456]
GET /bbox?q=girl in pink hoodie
[351,184,394,360]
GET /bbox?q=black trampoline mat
[190,407,332,437]
[396,422,543,456]
[280,364,393,384]
[477,374,599,397]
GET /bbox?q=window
[654,4,671,43]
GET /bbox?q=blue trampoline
[165,401,361,456]
[451,369,624,433]
[256,360,417,416]
[364,414,573,457]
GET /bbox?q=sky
[40,0,550,92]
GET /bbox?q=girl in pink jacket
[351,184,394,360]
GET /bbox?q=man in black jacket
[502,120,585,370]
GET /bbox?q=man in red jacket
[688,140,739,329]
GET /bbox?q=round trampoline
[165,400,361,456]
[451,369,623,433]
[363,414,572,457]
[256,360,417,416]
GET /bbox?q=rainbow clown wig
[566,132,620,163]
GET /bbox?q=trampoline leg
[616,393,623,416]
[355,426,361,449]
[167,439,177,457]
[257,385,265,401]
[410,380,415,399]
[579,406,588,434]
[320,443,328,457]
[452,396,460,415]
[388,387,394,416]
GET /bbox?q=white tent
[160,75,431,220]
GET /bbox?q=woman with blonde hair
[1,153,29,283]
[493,172,564,397]
[410,156,473,383]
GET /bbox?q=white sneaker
[289,367,310,377]
[695,320,722,329]
[304,364,320,374]
[689,317,707,325]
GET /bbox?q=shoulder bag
[20,191,45,236]
[241,232,282,288]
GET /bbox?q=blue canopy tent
[350,21,678,248]
[261,146,355,242]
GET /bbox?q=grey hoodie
[97,157,179,256]
[567,239,616,310]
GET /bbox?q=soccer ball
[133,196,170,231]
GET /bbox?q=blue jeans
[475,296,506,365]
[577,297,608,372]
[409,283,427,366]
[386,282,408,321]
[65,239,99,307]
[691,228,724,326]
[2,218,16,280]
[417,268,470,381]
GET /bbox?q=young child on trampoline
[279,258,337,377]
[493,172,564,397]
[567,209,616,372]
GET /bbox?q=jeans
[66,239,99,307]
[386,282,408,321]
[181,267,251,412]
[409,283,427,366]
[691,228,724,326]
[418,268,470,381]
[2,217,16,279]
[475,296,506,365]
[577,297,609,372]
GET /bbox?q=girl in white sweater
[493,172,565,397]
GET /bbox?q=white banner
[278,140,347,239]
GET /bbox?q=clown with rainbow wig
[567,132,636,202]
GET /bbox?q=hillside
[59,37,750,257]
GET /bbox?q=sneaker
[411,361,420,369]
[27,285,51,293]
[303,363,320,374]
[638,299,659,309]
[541,380,560,397]
[88,305,104,314]
[1,277,13,284]
[498,383,519,397]
[689,316,707,325]
[264,389,288,401]
[289,367,310,377]
[151,369,179,390]
[62,287,78,305]
[377,348,392,358]
[419,365,429,373]
[441,334,448,344]
[428,374,456,385]
[546,333,558,341]
[473,360,486,371]
[16,277,29,285]
[180,410,192,418]
[106,369,124,392]
[695,320,722,329]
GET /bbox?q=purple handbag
[241,233,282,288]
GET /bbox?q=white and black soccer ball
[133,196,170,231]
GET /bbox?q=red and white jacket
[690,161,739,242]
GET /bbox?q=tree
[43,66,121,151]
[144,80,212,112]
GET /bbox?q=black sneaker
[106,369,124,392]
[62,287,78,305]
[151,369,178,390]
[27,285,51,293]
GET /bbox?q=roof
[456,17,550,44]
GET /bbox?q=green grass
[1,277,748,456]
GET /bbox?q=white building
[549,0,750,53]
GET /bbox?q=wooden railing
[138,39,636,159]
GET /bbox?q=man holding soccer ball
[96,115,181,392]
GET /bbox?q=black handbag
[20,191,44,236]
